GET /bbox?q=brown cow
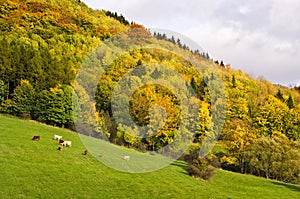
[59,139,64,144]
[100,152,104,158]
[58,146,63,151]
[83,150,88,155]
[32,136,40,141]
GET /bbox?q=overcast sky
[82,0,300,87]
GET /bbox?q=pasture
[0,114,299,198]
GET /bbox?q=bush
[202,165,215,180]
[178,152,189,162]
[188,165,201,177]
[182,148,217,180]
[134,142,147,152]
[187,157,216,180]
[179,147,200,164]
[209,156,221,168]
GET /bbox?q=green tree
[254,95,289,137]
[275,89,284,102]
[286,94,295,109]
[245,132,300,184]
[12,79,35,118]
[0,79,8,104]
[231,75,236,88]
[35,85,75,127]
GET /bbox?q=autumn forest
[0,0,300,184]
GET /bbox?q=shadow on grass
[171,161,187,169]
[171,161,189,175]
[271,181,300,192]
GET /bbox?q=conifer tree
[287,94,295,109]
[232,75,236,88]
[275,89,284,102]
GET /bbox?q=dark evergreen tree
[171,36,176,44]
[205,52,210,60]
[287,94,295,109]
[176,38,182,48]
[220,61,225,67]
[162,33,167,40]
[275,89,284,102]
[232,75,236,88]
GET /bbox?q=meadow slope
[1,114,299,199]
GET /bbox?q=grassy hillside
[1,114,299,199]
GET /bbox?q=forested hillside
[0,0,300,184]
[0,0,127,124]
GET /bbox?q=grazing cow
[59,139,64,144]
[32,135,40,141]
[100,152,104,158]
[54,135,62,140]
[123,156,130,161]
[61,141,72,147]
[83,150,88,155]
[58,146,63,151]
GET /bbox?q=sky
[82,0,300,87]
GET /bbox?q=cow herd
[53,134,72,150]
[31,134,72,151]
[31,134,130,161]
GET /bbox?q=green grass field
[1,114,299,198]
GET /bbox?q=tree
[245,132,300,184]
[0,79,8,104]
[221,119,258,173]
[194,101,211,143]
[95,76,116,112]
[220,61,225,67]
[35,85,75,127]
[171,36,176,44]
[275,89,284,102]
[176,38,182,48]
[286,94,295,109]
[226,88,249,120]
[231,75,236,88]
[254,95,289,137]
[12,80,35,118]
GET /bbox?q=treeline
[153,32,211,60]
[105,10,130,26]
[0,79,76,128]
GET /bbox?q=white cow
[123,156,130,161]
[54,135,62,140]
[61,141,72,147]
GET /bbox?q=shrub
[182,147,217,180]
[179,147,200,164]
[208,156,221,168]
[202,165,215,180]
[187,157,216,180]
[188,165,201,177]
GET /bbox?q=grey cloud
[82,0,300,86]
